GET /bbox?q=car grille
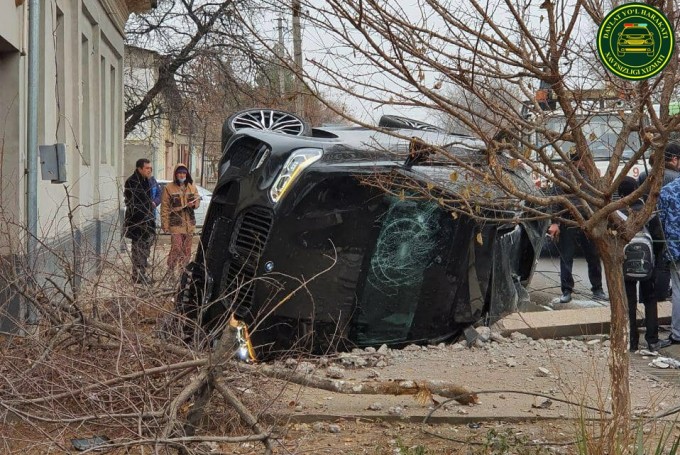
[227,137,266,169]
[225,207,274,313]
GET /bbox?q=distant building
[124,45,202,181]
[0,0,155,333]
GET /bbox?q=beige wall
[0,0,150,255]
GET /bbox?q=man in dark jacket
[618,177,670,351]
[638,142,680,301]
[124,158,156,284]
[547,154,607,304]
[637,143,680,188]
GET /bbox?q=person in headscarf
[161,163,200,271]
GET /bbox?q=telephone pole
[277,17,286,98]
[292,0,303,115]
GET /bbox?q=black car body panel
[179,125,547,356]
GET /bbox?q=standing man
[638,143,680,301]
[161,163,200,271]
[658,162,680,345]
[124,158,156,284]
[637,143,680,188]
[547,153,608,303]
[617,177,670,351]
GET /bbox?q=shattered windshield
[538,115,641,161]
[354,198,484,345]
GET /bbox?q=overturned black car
[177,109,546,357]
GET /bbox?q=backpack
[617,210,655,281]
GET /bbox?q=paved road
[528,255,610,309]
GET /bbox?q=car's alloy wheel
[378,114,445,133]
[221,108,310,152]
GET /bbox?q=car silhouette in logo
[617,23,654,57]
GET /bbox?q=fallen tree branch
[214,379,274,454]
[13,359,206,405]
[160,319,240,447]
[0,400,164,424]
[244,364,479,405]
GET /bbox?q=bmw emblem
[264,261,274,272]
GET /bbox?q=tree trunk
[595,235,631,445]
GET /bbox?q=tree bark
[595,234,631,445]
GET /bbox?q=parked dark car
[176,109,547,357]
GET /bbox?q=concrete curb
[267,414,595,425]
[493,301,672,339]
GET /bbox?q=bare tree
[291,0,680,444]
[124,0,268,137]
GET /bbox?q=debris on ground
[649,356,680,369]
[71,436,111,452]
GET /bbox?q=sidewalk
[519,256,679,359]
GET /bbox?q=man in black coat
[546,153,607,304]
[124,158,156,284]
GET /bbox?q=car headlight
[270,148,323,203]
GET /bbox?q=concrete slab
[494,301,672,340]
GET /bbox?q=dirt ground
[5,334,679,454]
[213,332,680,454]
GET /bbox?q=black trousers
[639,256,671,303]
[557,226,603,294]
[131,232,156,280]
[626,277,659,350]
[654,261,672,300]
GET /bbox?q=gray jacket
[637,167,680,190]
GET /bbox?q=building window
[100,57,107,164]
[81,37,91,165]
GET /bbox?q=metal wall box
[39,143,67,183]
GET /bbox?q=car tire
[221,108,311,153]
[378,114,445,132]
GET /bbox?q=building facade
[0,0,153,332]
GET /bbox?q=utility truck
[523,87,648,189]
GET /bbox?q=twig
[13,359,206,405]
[214,379,274,454]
